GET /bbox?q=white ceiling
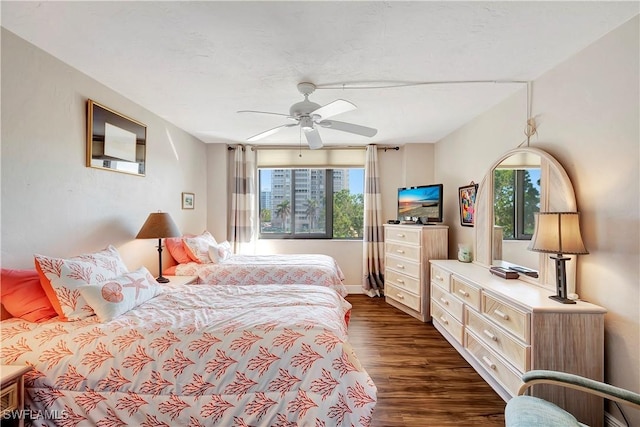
[2,1,638,147]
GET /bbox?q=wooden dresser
[429,260,606,427]
[383,224,448,322]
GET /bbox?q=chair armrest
[518,370,640,410]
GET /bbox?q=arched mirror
[474,147,578,293]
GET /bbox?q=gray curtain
[362,145,385,296]
[228,145,256,254]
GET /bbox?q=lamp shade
[528,212,588,255]
[136,212,181,239]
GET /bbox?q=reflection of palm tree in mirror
[304,199,319,231]
[275,199,291,232]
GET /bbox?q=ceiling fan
[238,82,377,149]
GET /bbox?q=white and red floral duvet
[172,254,348,297]
[1,284,376,426]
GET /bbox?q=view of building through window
[259,168,364,239]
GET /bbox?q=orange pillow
[0,268,57,322]
[165,235,194,264]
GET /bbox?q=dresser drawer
[432,300,464,345]
[385,227,421,245]
[465,332,521,396]
[431,284,463,322]
[482,294,530,343]
[386,242,420,261]
[451,276,481,310]
[430,264,451,291]
[386,270,420,294]
[466,308,530,372]
[386,283,420,312]
[386,254,421,278]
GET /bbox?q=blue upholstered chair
[505,370,640,427]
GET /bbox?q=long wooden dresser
[429,259,606,427]
[383,224,448,322]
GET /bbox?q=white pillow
[34,245,129,321]
[182,231,217,263]
[208,241,232,263]
[78,266,162,322]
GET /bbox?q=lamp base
[156,276,170,283]
[549,295,576,304]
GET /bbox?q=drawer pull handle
[397,279,405,284]
[483,329,498,341]
[482,356,496,370]
[439,316,448,325]
[396,249,405,254]
[494,309,509,320]
[458,289,469,297]
[396,293,404,299]
[397,233,405,238]
[439,297,449,305]
[397,264,405,269]
[435,274,443,281]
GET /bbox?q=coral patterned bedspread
[173,254,348,297]
[0,284,376,426]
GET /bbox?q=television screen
[397,184,443,223]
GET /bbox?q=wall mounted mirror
[474,147,578,292]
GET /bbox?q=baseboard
[605,411,626,427]
[345,285,363,294]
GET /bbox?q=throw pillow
[78,266,162,322]
[165,234,195,264]
[182,231,217,264]
[0,268,58,322]
[208,241,233,263]
[34,245,129,321]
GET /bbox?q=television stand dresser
[429,259,606,427]
[383,224,448,322]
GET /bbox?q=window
[493,168,540,240]
[259,168,364,239]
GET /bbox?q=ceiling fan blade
[238,110,294,120]
[318,120,378,137]
[247,124,296,141]
[304,128,323,150]
[311,99,356,121]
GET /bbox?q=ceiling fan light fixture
[300,116,314,131]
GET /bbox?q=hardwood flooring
[345,294,506,426]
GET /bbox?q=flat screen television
[397,184,443,223]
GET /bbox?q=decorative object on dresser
[430,260,606,427]
[528,212,588,304]
[86,99,147,177]
[136,211,181,283]
[383,224,448,322]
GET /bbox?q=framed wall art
[459,182,478,227]
[182,192,195,210]
[86,99,147,176]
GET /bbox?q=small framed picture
[182,192,195,210]
[459,183,478,227]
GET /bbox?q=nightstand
[162,275,198,286]
[1,365,32,427]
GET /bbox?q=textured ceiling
[2,1,638,146]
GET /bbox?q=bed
[166,254,348,297]
[1,283,376,426]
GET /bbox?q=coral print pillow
[78,266,162,322]
[182,231,217,263]
[208,240,232,263]
[34,245,129,321]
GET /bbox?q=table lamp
[528,212,588,304]
[136,212,181,283]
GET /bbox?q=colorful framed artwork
[459,183,478,227]
[182,192,195,210]
[86,99,147,176]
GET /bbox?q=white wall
[1,29,208,275]
[436,16,639,425]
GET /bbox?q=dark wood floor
[345,294,506,426]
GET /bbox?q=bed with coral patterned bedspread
[168,254,348,297]
[0,283,376,426]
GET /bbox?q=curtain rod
[227,145,400,152]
